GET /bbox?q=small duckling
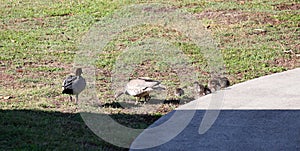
[193,82,205,96]
[174,88,184,97]
[208,76,230,92]
[208,79,221,92]
[218,77,230,88]
[193,82,211,96]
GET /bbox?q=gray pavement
[130,68,300,150]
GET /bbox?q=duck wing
[72,76,86,94]
[125,78,165,96]
[62,75,77,89]
[138,77,166,89]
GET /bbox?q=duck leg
[143,96,147,104]
[75,94,78,104]
[135,97,141,105]
[69,96,73,102]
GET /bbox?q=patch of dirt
[142,6,178,13]
[0,62,18,88]
[196,10,281,25]
[275,3,300,10]
[0,17,43,31]
[0,16,70,31]
[0,58,73,95]
[131,60,179,82]
[156,103,179,114]
[268,57,299,69]
[0,72,15,87]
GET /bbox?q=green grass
[0,109,133,150]
[0,0,299,150]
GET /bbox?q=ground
[0,0,299,150]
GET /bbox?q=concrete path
[130,68,300,150]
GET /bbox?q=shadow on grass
[138,97,195,105]
[0,109,162,150]
[102,101,125,108]
[163,99,180,104]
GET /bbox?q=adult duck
[62,68,86,104]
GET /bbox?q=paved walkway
[130,68,300,150]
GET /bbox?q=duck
[174,88,184,97]
[208,79,221,92]
[193,82,211,96]
[208,76,230,92]
[114,77,166,104]
[62,68,86,104]
[218,77,230,88]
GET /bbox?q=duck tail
[62,89,73,94]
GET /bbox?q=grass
[0,0,299,150]
[0,110,132,150]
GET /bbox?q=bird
[114,77,166,104]
[174,88,184,97]
[62,68,86,104]
[208,76,230,92]
[218,77,230,88]
[193,82,211,97]
[207,79,221,92]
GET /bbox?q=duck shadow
[102,96,196,108]
[148,96,195,105]
[163,99,180,104]
[101,101,124,108]
[101,101,139,109]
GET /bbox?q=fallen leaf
[16,69,23,73]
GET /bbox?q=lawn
[0,0,299,150]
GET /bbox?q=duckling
[208,79,221,92]
[218,77,230,88]
[193,82,211,96]
[208,76,230,92]
[174,88,184,97]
